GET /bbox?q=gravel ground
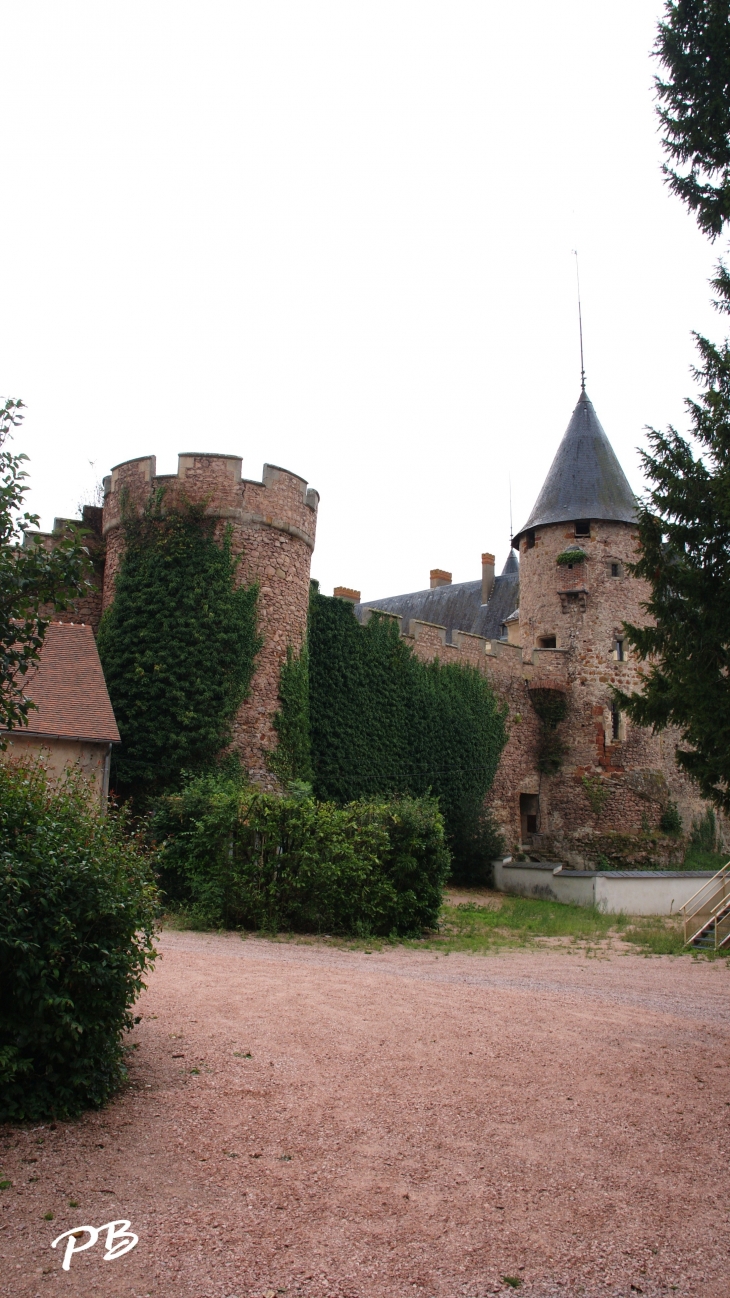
[1,930,729,1298]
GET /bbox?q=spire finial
[572,249,586,393]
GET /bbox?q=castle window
[614,638,624,661]
[610,562,620,577]
[520,793,539,839]
[611,702,621,741]
[525,530,536,550]
[538,635,557,648]
[574,519,590,537]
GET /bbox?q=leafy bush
[0,761,158,1122]
[153,774,449,936]
[659,800,682,835]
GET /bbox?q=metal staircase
[680,864,730,950]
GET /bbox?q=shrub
[153,774,450,936]
[690,806,718,852]
[659,800,682,835]
[0,761,158,1122]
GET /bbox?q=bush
[659,800,682,835]
[153,774,450,936]
[0,761,158,1122]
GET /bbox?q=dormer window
[574,519,590,537]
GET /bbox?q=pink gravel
[1,930,729,1298]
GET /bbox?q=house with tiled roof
[3,621,120,808]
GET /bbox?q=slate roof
[512,389,638,547]
[355,553,520,642]
[13,622,120,743]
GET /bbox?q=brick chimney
[333,586,360,603]
[430,569,452,589]
[481,553,495,604]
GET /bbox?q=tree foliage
[307,587,507,873]
[97,493,261,796]
[0,760,158,1121]
[655,0,730,237]
[0,399,89,740]
[616,267,730,811]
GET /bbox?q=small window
[614,638,624,662]
[499,623,508,640]
[525,530,536,550]
[611,702,621,741]
[610,562,620,578]
[575,519,590,537]
[520,793,539,839]
[538,635,557,649]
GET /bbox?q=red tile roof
[15,622,120,743]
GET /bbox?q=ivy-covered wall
[97,494,261,796]
[306,587,507,868]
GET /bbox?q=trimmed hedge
[0,761,158,1122]
[153,774,450,935]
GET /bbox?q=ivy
[556,548,587,566]
[307,587,507,872]
[530,687,569,775]
[97,493,261,797]
[269,643,313,785]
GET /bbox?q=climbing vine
[530,687,569,775]
[306,586,507,872]
[269,643,313,786]
[97,492,261,796]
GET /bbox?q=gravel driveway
[2,931,729,1298]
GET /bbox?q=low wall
[493,859,716,916]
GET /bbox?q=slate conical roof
[512,389,637,547]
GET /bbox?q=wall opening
[574,519,591,537]
[610,562,620,577]
[520,793,540,839]
[538,635,557,649]
[611,702,621,741]
[613,638,624,662]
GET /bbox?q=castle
[32,389,715,863]
[349,388,714,865]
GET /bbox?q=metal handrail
[679,862,730,920]
[680,862,730,947]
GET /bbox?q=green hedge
[307,588,507,878]
[153,774,450,935]
[0,762,158,1122]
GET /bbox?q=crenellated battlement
[103,452,318,551]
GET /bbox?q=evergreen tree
[617,3,730,809]
[655,0,730,237]
[616,265,730,811]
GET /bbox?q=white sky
[1,2,722,601]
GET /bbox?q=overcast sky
[1,2,722,600]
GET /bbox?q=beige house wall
[3,734,111,809]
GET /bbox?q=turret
[102,451,319,789]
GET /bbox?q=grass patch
[405,896,627,953]
[682,846,729,872]
[622,918,687,956]
[163,892,720,959]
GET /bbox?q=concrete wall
[3,734,111,809]
[493,859,716,916]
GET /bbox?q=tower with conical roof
[500,388,708,862]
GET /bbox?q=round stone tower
[510,389,706,859]
[101,451,319,788]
